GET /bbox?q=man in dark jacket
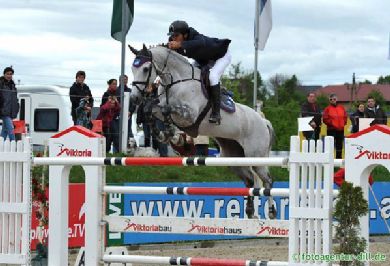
[364,97,387,125]
[0,67,19,141]
[167,20,231,125]
[69,70,94,125]
[117,75,136,138]
[301,92,322,140]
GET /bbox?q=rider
[167,20,231,124]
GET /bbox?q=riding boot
[209,84,221,124]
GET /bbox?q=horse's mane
[150,44,192,66]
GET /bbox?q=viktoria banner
[32,181,389,248]
[122,182,390,244]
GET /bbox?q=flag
[388,32,390,60]
[254,0,272,50]
[111,0,134,42]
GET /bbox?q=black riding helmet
[167,20,189,36]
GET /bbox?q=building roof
[297,85,322,95]
[314,84,390,102]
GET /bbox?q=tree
[267,74,289,104]
[360,80,372,84]
[316,93,330,110]
[376,75,390,84]
[222,62,267,106]
[367,90,386,111]
[334,182,368,266]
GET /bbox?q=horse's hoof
[268,206,277,219]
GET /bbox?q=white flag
[255,0,272,50]
[388,32,390,60]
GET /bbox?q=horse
[129,44,276,219]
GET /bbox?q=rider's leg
[209,50,232,124]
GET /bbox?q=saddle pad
[201,84,236,113]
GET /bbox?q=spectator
[98,80,121,153]
[137,106,168,157]
[101,79,118,106]
[193,135,209,156]
[0,67,19,141]
[323,94,347,159]
[75,96,93,129]
[69,71,94,125]
[101,79,120,152]
[117,75,136,139]
[364,97,387,125]
[350,103,365,133]
[300,92,322,140]
[136,82,168,157]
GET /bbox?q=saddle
[200,64,236,113]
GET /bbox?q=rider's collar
[133,56,151,68]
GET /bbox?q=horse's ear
[142,43,148,52]
[128,45,139,55]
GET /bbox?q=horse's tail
[265,119,276,151]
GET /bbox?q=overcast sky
[1,0,390,97]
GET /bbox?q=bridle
[131,46,209,137]
[131,47,201,101]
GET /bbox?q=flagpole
[119,0,127,152]
[253,0,260,109]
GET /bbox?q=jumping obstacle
[0,138,31,265]
[30,126,339,266]
[3,124,387,265]
[102,254,290,266]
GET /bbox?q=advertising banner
[30,183,85,249]
[30,181,389,248]
[122,181,390,244]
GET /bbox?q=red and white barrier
[103,254,289,265]
[6,125,386,265]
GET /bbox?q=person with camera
[69,70,94,125]
[97,79,121,153]
[75,95,93,129]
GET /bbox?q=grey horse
[129,44,276,219]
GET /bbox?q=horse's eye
[143,67,150,73]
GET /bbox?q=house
[314,84,390,108]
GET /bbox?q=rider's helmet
[167,20,189,36]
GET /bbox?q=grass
[33,163,389,184]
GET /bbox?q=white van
[17,85,73,148]
[9,85,143,151]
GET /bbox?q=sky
[1,0,390,98]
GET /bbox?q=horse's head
[129,44,158,105]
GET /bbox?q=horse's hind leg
[252,166,277,219]
[215,137,258,218]
[230,166,257,218]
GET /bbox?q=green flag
[111,0,134,42]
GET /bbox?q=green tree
[376,75,390,84]
[367,90,387,111]
[334,182,368,266]
[316,93,330,110]
[263,100,300,151]
[222,62,267,106]
[360,80,372,84]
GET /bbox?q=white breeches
[209,50,232,86]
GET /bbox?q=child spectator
[75,96,93,129]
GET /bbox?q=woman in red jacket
[97,95,121,153]
[323,94,347,158]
